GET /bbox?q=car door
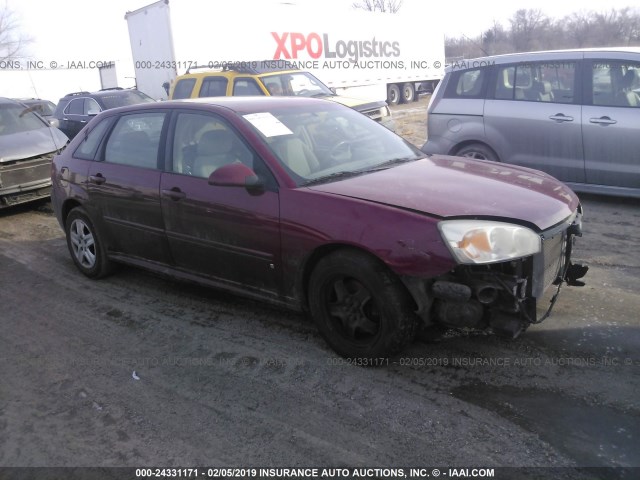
[160,110,281,297]
[582,55,640,190]
[60,97,87,138]
[86,110,172,263]
[484,56,585,183]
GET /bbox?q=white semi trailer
[126,0,445,104]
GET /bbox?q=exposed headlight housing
[439,220,541,264]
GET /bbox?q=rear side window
[104,113,166,169]
[73,117,113,160]
[65,98,85,115]
[199,77,228,97]
[172,79,196,99]
[85,98,101,115]
[444,68,487,99]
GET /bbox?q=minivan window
[591,61,640,107]
[445,68,487,99]
[494,62,576,103]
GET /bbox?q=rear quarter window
[444,68,487,99]
[73,117,113,160]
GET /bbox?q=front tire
[65,207,113,279]
[308,250,418,361]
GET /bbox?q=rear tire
[387,84,401,106]
[456,143,499,162]
[401,82,415,103]
[308,250,418,362]
[65,207,113,279]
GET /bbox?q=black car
[52,88,155,139]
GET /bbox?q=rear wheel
[387,84,401,106]
[401,82,415,103]
[65,207,113,279]
[308,250,418,362]
[456,143,499,162]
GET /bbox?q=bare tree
[0,3,30,61]
[445,7,640,61]
[352,0,403,13]
[481,21,510,55]
[564,11,592,48]
[509,9,550,52]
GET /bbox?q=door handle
[89,174,106,185]
[589,116,617,125]
[549,114,574,122]
[162,188,186,200]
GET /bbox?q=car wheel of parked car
[65,207,113,279]
[387,84,401,106]
[308,249,418,361]
[401,83,415,103]
[455,143,499,162]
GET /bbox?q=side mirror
[208,162,264,190]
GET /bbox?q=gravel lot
[1,97,639,479]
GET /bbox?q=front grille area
[531,228,568,299]
[0,153,54,194]
[541,233,565,291]
[361,108,383,122]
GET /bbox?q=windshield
[242,103,424,186]
[0,103,49,136]
[100,91,155,109]
[261,72,334,98]
[20,100,56,116]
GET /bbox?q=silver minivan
[422,48,640,198]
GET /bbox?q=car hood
[307,155,580,232]
[324,95,386,110]
[0,127,68,162]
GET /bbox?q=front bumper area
[0,154,54,208]
[404,209,588,338]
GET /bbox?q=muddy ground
[1,97,639,479]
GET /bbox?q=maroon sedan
[51,97,587,361]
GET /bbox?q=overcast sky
[2,0,638,100]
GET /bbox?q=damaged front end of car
[406,207,588,339]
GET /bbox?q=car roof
[184,60,301,76]
[99,95,340,115]
[0,97,21,105]
[61,88,145,99]
[447,46,640,70]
